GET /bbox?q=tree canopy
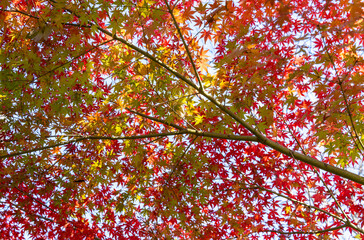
[1,0,364,239]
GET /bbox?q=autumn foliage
[2,0,364,239]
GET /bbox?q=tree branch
[101,25,364,185]
[0,8,92,28]
[42,1,364,185]
[220,176,347,224]
[276,111,352,224]
[164,0,204,90]
[322,36,364,155]
[254,185,346,222]
[0,131,258,159]
[0,132,183,159]
[14,187,58,215]
[255,185,364,234]
[261,224,347,235]
[2,201,54,223]
[96,27,200,90]
[33,39,113,83]
[125,107,190,130]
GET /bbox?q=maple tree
[2,0,364,239]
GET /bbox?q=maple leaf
[2,0,364,239]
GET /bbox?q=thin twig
[3,201,54,222]
[261,224,347,235]
[164,0,204,90]
[0,130,258,159]
[276,111,352,224]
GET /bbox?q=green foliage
[1,0,364,239]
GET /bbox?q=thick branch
[36,2,364,185]
[96,27,364,185]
